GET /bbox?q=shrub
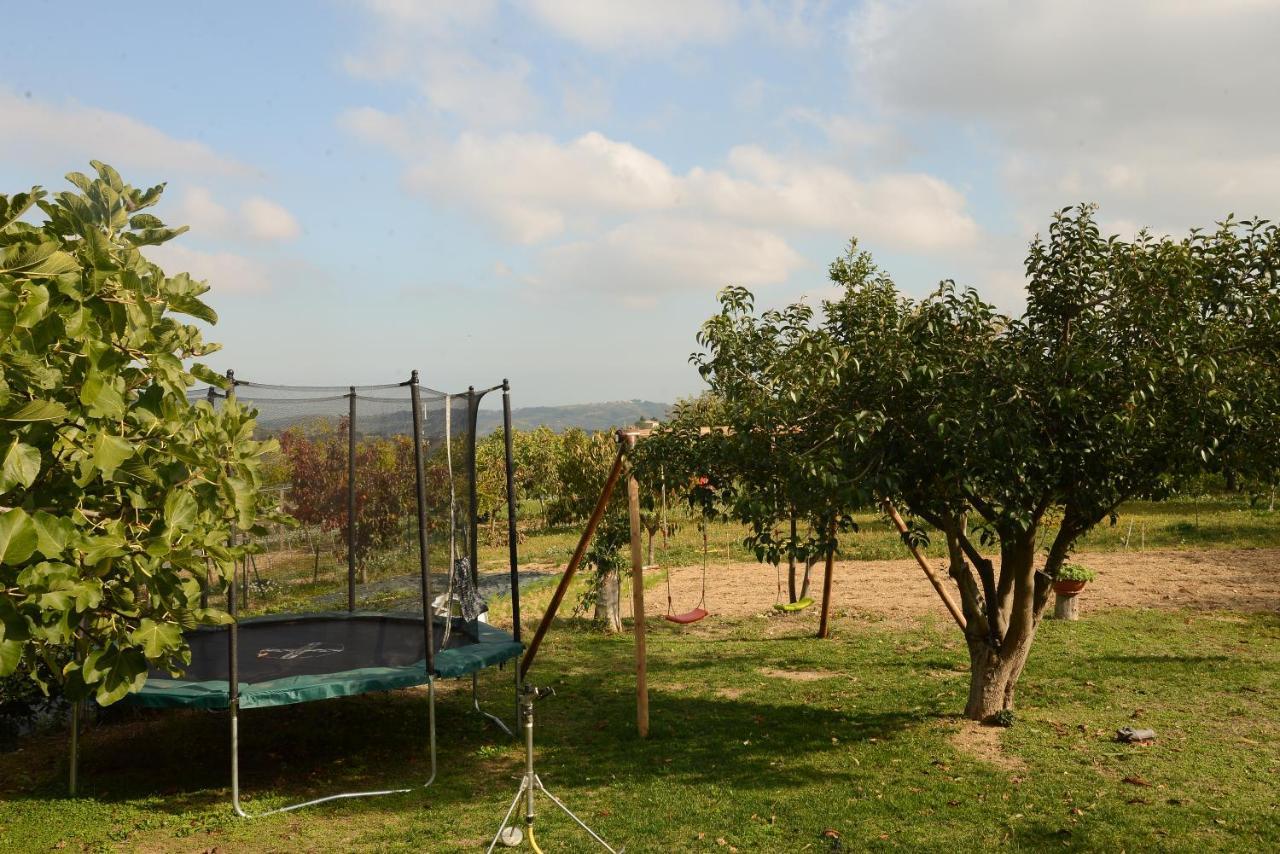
[1056,563,1097,583]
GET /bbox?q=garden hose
[528,824,544,854]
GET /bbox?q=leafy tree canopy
[0,164,275,705]
[643,205,1280,719]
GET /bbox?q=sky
[2,1,1276,406]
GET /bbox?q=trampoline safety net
[191,376,499,617]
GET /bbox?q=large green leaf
[0,508,37,564]
[0,639,21,676]
[13,283,49,327]
[0,242,78,277]
[79,533,126,565]
[93,433,134,480]
[1,399,69,421]
[0,439,41,493]
[31,511,72,559]
[129,618,182,659]
[163,490,198,540]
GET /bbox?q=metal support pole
[501,380,523,727]
[467,386,480,586]
[68,700,80,796]
[487,686,619,853]
[347,386,357,612]
[409,371,435,675]
[228,533,243,815]
[501,381,521,642]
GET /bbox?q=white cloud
[169,187,301,244]
[521,0,740,50]
[0,87,247,179]
[146,244,275,294]
[688,146,978,250]
[368,125,978,252]
[395,130,679,243]
[346,1,536,126]
[241,197,302,241]
[176,187,233,235]
[521,0,826,52]
[542,218,805,296]
[850,0,1280,228]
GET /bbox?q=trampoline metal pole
[347,386,357,612]
[408,371,434,675]
[467,387,480,586]
[68,699,79,796]
[228,538,243,816]
[501,380,521,643]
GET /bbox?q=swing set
[518,427,966,741]
[664,524,709,625]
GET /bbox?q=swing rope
[665,522,709,624]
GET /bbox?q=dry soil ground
[643,547,1280,626]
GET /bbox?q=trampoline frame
[68,374,526,817]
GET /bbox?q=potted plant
[1052,563,1096,595]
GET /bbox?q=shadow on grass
[3,649,926,820]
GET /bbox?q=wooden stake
[520,443,627,680]
[882,500,967,632]
[626,462,650,738]
[817,520,836,639]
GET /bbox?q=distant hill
[475,399,671,434]
[246,395,672,438]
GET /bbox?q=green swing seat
[773,597,814,613]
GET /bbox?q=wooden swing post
[623,434,650,738]
[882,499,967,631]
[519,441,627,680]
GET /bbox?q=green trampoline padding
[125,613,523,711]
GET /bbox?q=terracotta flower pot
[1052,579,1087,596]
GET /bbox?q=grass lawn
[492,496,1280,573]
[1,597,1276,852]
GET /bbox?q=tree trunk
[800,556,816,600]
[787,514,798,602]
[963,628,1036,720]
[594,567,622,633]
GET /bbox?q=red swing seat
[664,607,709,625]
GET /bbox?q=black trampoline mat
[168,614,476,684]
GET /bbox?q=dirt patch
[950,720,1027,772]
[715,687,746,699]
[757,667,839,682]
[640,548,1280,624]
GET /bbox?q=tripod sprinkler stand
[487,684,621,853]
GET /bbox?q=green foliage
[278,422,424,569]
[1055,563,1096,583]
[988,708,1016,728]
[0,164,275,704]
[658,206,1279,713]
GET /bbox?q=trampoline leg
[68,700,80,797]
[228,681,436,818]
[230,700,247,818]
[425,680,438,787]
[473,672,514,737]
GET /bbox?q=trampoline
[72,372,527,817]
[129,613,523,711]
